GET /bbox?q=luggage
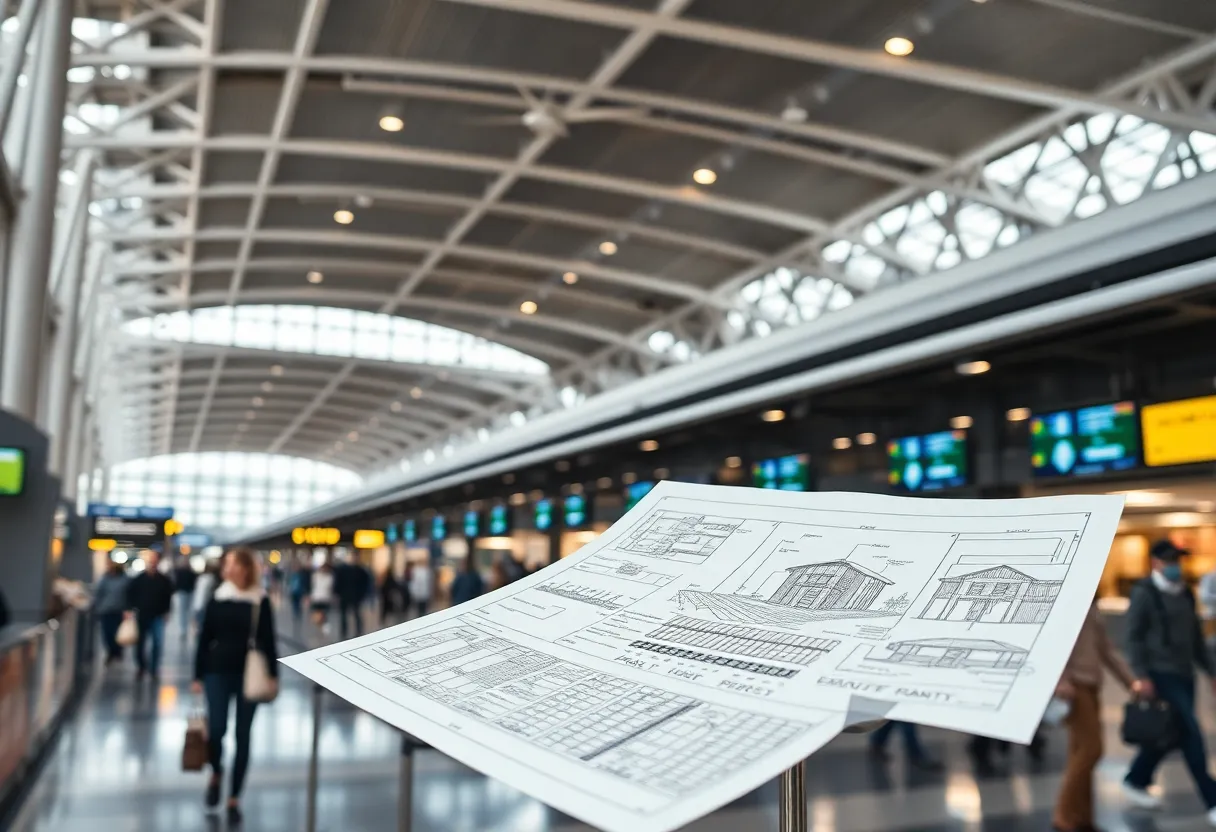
[115,616,139,647]
[1121,699,1178,748]
[182,710,208,771]
[243,601,279,703]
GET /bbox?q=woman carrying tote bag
[191,547,278,825]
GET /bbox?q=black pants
[98,611,123,660]
[204,673,258,798]
[338,600,363,640]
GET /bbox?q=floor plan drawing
[576,554,678,587]
[917,565,1064,624]
[617,511,741,563]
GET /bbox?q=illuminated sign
[887,430,969,492]
[535,499,554,531]
[1030,401,1138,477]
[463,510,481,538]
[431,515,447,541]
[488,505,511,536]
[1142,395,1216,467]
[88,538,117,552]
[164,519,185,536]
[403,519,417,543]
[353,529,385,549]
[291,527,340,545]
[563,494,589,528]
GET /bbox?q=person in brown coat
[1052,600,1142,831]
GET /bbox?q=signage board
[887,430,969,492]
[1142,394,1216,467]
[1030,401,1138,477]
[488,505,511,536]
[751,454,810,491]
[292,527,340,545]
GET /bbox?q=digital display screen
[535,499,554,531]
[430,515,446,541]
[488,504,511,536]
[887,430,969,492]
[403,519,417,543]
[563,494,589,528]
[1142,395,1216,468]
[0,447,24,496]
[624,482,655,510]
[463,510,481,538]
[1031,401,1138,477]
[385,523,399,543]
[752,454,810,491]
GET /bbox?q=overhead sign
[87,504,174,520]
[1142,395,1216,467]
[353,529,385,549]
[1031,401,1138,477]
[176,533,212,548]
[91,515,164,545]
[292,527,340,545]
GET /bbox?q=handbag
[1121,699,1178,747]
[243,600,279,703]
[116,616,139,647]
[182,707,208,771]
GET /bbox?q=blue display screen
[563,494,588,528]
[385,523,399,543]
[887,430,969,492]
[1030,401,1138,478]
[489,505,510,535]
[535,499,553,531]
[463,510,481,538]
[624,482,655,510]
[403,519,417,542]
[431,515,446,541]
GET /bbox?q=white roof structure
[58,0,1216,488]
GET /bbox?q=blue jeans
[136,615,165,676]
[1126,672,1216,808]
[98,611,123,660]
[204,673,258,798]
[870,721,928,762]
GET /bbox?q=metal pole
[305,683,323,832]
[0,0,42,139]
[397,735,414,832]
[0,0,73,419]
[778,761,807,832]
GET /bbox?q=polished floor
[11,602,1216,831]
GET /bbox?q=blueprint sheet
[282,483,1125,832]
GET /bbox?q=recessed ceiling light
[568,483,584,495]
[1006,407,1031,422]
[884,36,915,57]
[270,364,283,376]
[260,381,273,392]
[390,400,403,412]
[334,209,354,225]
[379,114,404,132]
[760,409,786,423]
[832,436,852,450]
[693,168,717,185]
[956,359,991,376]
[639,439,659,452]
[654,468,670,480]
[596,476,613,489]
[951,415,974,430]
[520,300,538,315]
[252,396,265,407]
[347,431,359,441]
[857,432,877,445]
[368,416,379,427]
[562,271,578,285]
[307,270,324,284]
[599,240,618,256]
[780,103,808,123]
[725,456,742,468]
[621,471,637,484]
[410,386,423,399]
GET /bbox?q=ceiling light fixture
[692,168,717,185]
[639,439,659,452]
[378,112,404,132]
[390,400,403,412]
[270,364,283,376]
[760,409,786,423]
[621,472,637,485]
[347,431,359,441]
[520,300,538,315]
[260,381,273,392]
[1007,407,1031,422]
[334,209,354,225]
[956,359,991,376]
[562,271,578,285]
[307,270,324,284]
[596,477,613,489]
[884,36,915,57]
[599,240,618,256]
[857,432,877,446]
[410,386,423,399]
[832,436,853,450]
[951,415,974,430]
[780,103,808,123]
[725,456,742,468]
[654,468,670,480]
[252,396,265,407]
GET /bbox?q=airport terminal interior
[2,0,1216,830]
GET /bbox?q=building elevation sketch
[284,482,1126,832]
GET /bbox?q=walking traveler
[310,561,335,633]
[173,556,198,640]
[288,563,311,627]
[191,547,278,825]
[868,721,942,771]
[408,560,433,618]
[93,561,130,665]
[1052,599,1136,831]
[449,557,485,607]
[125,551,174,680]
[334,555,371,640]
[1123,539,1216,822]
[193,559,220,631]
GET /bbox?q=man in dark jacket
[333,557,371,640]
[1123,539,1216,820]
[172,557,197,641]
[126,550,175,680]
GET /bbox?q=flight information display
[1031,401,1138,477]
[0,447,24,496]
[535,499,554,531]
[1142,395,1216,467]
[463,510,482,538]
[887,431,969,492]
[563,494,589,528]
[751,454,810,491]
[624,482,655,510]
[488,504,511,536]
[431,515,446,541]
[403,519,417,543]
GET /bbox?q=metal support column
[0,0,42,140]
[778,761,807,832]
[398,734,415,832]
[305,683,323,832]
[0,0,72,419]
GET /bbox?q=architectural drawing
[876,638,1029,670]
[576,554,677,587]
[646,616,839,667]
[346,621,809,798]
[770,560,894,611]
[918,565,1063,624]
[537,581,630,610]
[618,511,739,563]
[677,590,898,629]
[627,641,800,678]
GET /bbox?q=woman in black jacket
[191,547,277,824]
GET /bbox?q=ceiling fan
[466,85,647,138]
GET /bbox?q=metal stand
[398,734,416,832]
[778,761,807,832]
[305,684,323,832]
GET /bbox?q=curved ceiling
[67,0,1216,472]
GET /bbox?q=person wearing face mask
[1123,539,1216,822]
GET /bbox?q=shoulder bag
[116,616,139,647]
[181,701,209,771]
[1121,582,1181,748]
[243,599,279,703]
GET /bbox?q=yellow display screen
[1141,395,1216,467]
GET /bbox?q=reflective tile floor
[12,602,1216,831]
